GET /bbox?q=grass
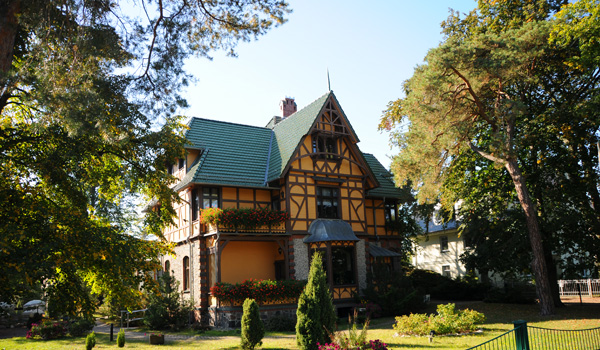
[1,299,599,349]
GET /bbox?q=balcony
[201,207,289,235]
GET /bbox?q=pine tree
[240,298,264,350]
[296,251,336,350]
[85,331,96,350]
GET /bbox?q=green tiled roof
[267,92,331,182]
[180,118,273,188]
[175,92,404,201]
[363,153,405,198]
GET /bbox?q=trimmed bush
[393,303,485,336]
[296,251,337,350]
[408,269,487,300]
[240,298,264,350]
[117,328,125,347]
[85,331,96,350]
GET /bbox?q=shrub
[211,279,307,306]
[26,320,68,340]
[144,273,192,331]
[240,298,264,350]
[264,315,296,332]
[484,286,536,304]
[393,303,485,336]
[408,269,487,300]
[329,312,368,350]
[85,331,96,350]
[68,318,95,337]
[117,328,125,347]
[296,251,336,350]
[361,265,424,317]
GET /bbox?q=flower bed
[26,320,68,340]
[210,279,306,306]
[200,207,289,231]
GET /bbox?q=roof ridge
[190,117,270,131]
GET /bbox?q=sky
[178,0,479,168]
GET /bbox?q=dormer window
[178,158,185,170]
[312,135,338,159]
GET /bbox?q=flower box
[149,334,164,345]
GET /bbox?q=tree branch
[468,141,506,165]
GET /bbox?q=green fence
[467,320,600,350]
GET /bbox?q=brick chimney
[280,97,297,118]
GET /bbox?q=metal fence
[558,279,600,297]
[120,308,148,328]
[467,321,600,350]
[528,325,600,350]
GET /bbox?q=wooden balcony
[204,222,287,235]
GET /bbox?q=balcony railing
[204,222,287,234]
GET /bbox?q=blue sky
[179,0,478,168]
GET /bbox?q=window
[312,135,338,159]
[317,187,339,219]
[440,235,449,252]
[331,246,356,285]
[178,158,185,170]
[164,260,170,275]
[384,200,398,222]
[202,187,219,208]
[167,162,174,175]
[183,256,190,291]
[442,265,451,278]
[191,189,200,221]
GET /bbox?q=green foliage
[551,0,600,69]
[240,298,264,350]
[26,320,68,340]
[85,331,96,350]
[361,266,424,316]
[330,313,369,350]
[380,0,600,315]
[210,279,307,305]
[143,273,192,331]
[264,315,297,332]
[201,207,290,229]
[117,328,125,347]
[408,269,487,301]
[68,318,95,337]
[0,0,290,315]
[393,303,485,336]
[296,251,337,350]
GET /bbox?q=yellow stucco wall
[221,241,281,283]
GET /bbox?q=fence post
[587,279,593,296]
[513,320,530,350]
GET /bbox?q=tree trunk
[505,158,555,315]
[0,0,20,114]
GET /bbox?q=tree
[240,298,264,350]
[551,0,600,69]
[380,0,599,315]
[296,251,336,350]
[143,273,191,331]
[0,0,290,313]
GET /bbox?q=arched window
[183,256,190,291]
[164,260,170,275]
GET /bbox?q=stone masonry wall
[293,238,309,280]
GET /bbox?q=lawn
[1,299,598,350]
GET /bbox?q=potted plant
[149,333,165,345]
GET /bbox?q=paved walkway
[92,322,243,342]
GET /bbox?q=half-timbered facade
[161,92,407,323]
